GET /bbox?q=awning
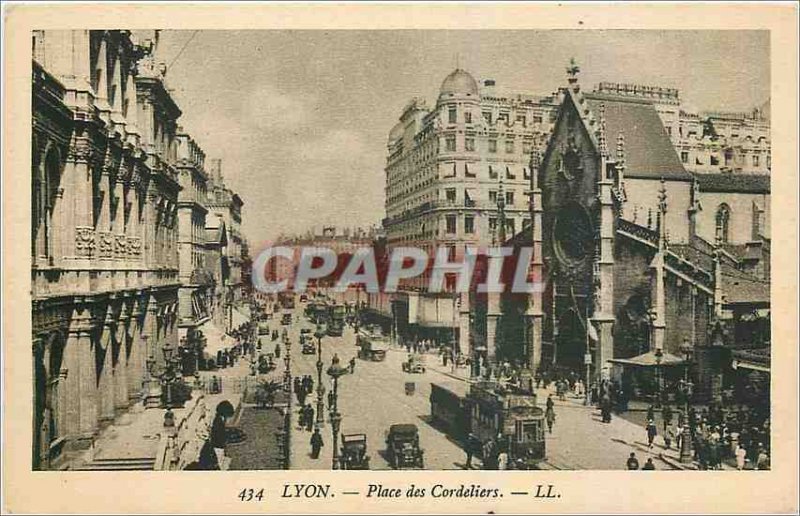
[197,320,231,357]
[608,350,686,367]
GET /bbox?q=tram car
[429,380,546,468]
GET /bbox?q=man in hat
[310,428,324,459]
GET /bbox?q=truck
[326,304,346,337]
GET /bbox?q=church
[486,60,770,404]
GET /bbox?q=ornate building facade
[490,62,770,404]
[205,159,245,331]
[31,29,186,469]
[371,69,561,351]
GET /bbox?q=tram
[429,379,546,468]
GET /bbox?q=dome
[439,68,479,98]
[388,122,404,144]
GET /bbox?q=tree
[254,380,281,409]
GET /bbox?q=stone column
[458,293,471,357]
[97,309,116,423]
[76,328,98,440]
[114,312,130,411]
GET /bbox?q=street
[283,307,468,470]
[259,304,679,471]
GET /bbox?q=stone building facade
[205,159,245,332]
[31,29,187,470]
[372,69,561,351]
[489,62,770,403]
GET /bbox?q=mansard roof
[584,93,692,181]
[694,172,770,194]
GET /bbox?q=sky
[155,30,769,247]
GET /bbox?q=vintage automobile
[302,341,317,355]
[402,353,426,374]
[385,423,424,469]
[339,433,370,470]
[281,312,293,326]
[258,321,270,335]
[271,329,279,341]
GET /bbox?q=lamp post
[327,355,347,470]
[161,345,176,409]
[314,324,326,427]
[283,334,292,393]
[654,348,663,409]
[679,338,694,463]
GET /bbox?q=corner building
[31,30,182,469]
[373,69,560,352]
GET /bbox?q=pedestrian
[662,404,673,433]
[646,419,658,449]
[756,448,770,470]
[735,443,747,470]
[647,404,655,422]
[327,390,335,411]
[642,458,656,470]
[626,452,640,470]
[497,448,509,471]
[546,394,554,412]
[545,405,556,433]
[465,433,481,470]
[306,405,315,432]
[310,428,324,459]
[210,410,227,467]
[349,357,356,374]
[665,423,675,450]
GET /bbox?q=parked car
[339,433,370,470]
[385,424,424,469]
[402,353,426,373]
[302,342,316,355]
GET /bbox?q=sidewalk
[78,359,249,470]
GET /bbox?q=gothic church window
[716,203,731,244]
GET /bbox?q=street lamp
[314,324,327,428]
[283,335,292,392]
[162,345,177,409]
[327,355,347,470]
[679,338,694,463]
[654,347,663,409]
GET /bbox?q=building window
[489,165,498,179]
[464,215,475,234]
[446,215,457,234]
[753,154,760,167]
[465,138,475,152]
[533,115,543,124]
[506,166,516,179]
[498,112,509,124]
[716,203,731,244]
[523,167,531,180]
[522,141,532,154]
[483,111,492,124]
[724,149,733,166]
[446,136,456,152]
[488,139,497,153]
[465,111,472,124]
[710,155,719,166]
[522,218,531,229]
[489,217,497,233]
[516,115,526,127]
[506,191,515,205]
[448,107,457,124]
[681,151,689,164]
[445,188,456,203]
[666,126,672,136]
[465,162,476,177]
[506,218,516,236]
[489,190,498,204]
[505,140,515,154]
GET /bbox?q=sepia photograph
[4,3,798,515]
